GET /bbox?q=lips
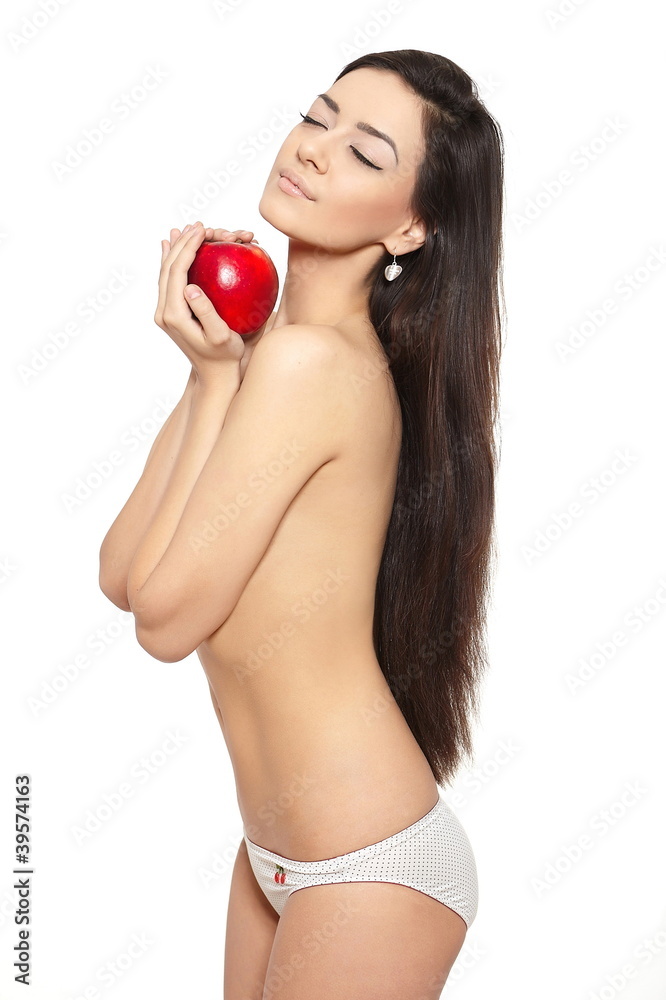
[278,168,314,200]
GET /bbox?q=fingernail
[185,285,201,299]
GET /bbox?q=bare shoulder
[253,321,348,371]
[244,322,387,448]
[245,320,396,435]
[245,322,359,401]
[233,320,401,495]
[230,324,357,465]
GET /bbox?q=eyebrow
[316,93,399,164]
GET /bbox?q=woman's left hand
[155,221,246,385]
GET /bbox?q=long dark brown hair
[334,50,505,788]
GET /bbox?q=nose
[296,131,328,172]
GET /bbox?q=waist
[199,639,440,856]
[224,686,439,859]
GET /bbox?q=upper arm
[134,325,347,662]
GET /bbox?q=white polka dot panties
[243,795,478,929]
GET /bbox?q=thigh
[224,838,280,1000]
[261,880,467,1000]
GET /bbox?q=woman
[99,48,504,999]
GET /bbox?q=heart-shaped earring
[384,248,402,281]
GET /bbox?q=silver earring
[384,248,402,281]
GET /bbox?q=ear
[384,216,428,256]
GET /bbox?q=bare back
[197,315,440,859]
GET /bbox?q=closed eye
[298,112,382,170]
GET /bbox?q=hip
[243,793,479,929]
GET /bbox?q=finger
[157,233,181,321]
[183,285,238,351]
[160,225,193,286]
[163,225,208,326]
[168,223,201,254]
[207,228,256,243]
[157,237,178,321]
[173,223,196,247]
[157,224,203,319]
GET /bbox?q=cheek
[326,175,408,237]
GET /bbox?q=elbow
[129,585,188,661]
[99,569,131,612]
[134,616,194,663]
[130,585,232,663]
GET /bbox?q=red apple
[187,241,279,337]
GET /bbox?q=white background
[1,0,665,997]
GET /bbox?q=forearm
[126,365,241,619]
[98,367,197,608]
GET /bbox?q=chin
[258,188,309,242]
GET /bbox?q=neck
[271,237,383,331]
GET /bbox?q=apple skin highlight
[187,242,279,336]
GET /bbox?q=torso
[197,313,440,860]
